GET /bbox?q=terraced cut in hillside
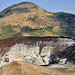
[0,2,75,39]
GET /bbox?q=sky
[0,0,75,14]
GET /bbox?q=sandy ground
[0,61,75,75]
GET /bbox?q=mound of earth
[0,61,75,75]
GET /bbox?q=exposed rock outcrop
[0,37,75,66]
[50,44,75,65]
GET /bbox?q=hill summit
[0,2,75,39]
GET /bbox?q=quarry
[0,37,75,68]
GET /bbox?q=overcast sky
[0,0,75,14]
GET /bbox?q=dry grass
[0,3,61,30]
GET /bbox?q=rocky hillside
[56,44,75,64]
[0,2,75,39]
[0,37,75,66]
[0,37,75,75]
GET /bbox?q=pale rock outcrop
[0,37,75,66]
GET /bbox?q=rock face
[57,44,75,64]
[50,44,75,65]
[0,37,75,66]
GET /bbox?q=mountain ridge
[0,2,75,39]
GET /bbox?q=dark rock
[50,44,75,65]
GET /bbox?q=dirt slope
[0,61,75,75]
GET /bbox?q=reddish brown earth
[0,37,61,57]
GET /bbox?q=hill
[0,2,75,39]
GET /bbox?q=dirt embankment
[0,61,75,75]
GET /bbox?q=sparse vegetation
[0,25,21,39]
[0,2,75,39]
